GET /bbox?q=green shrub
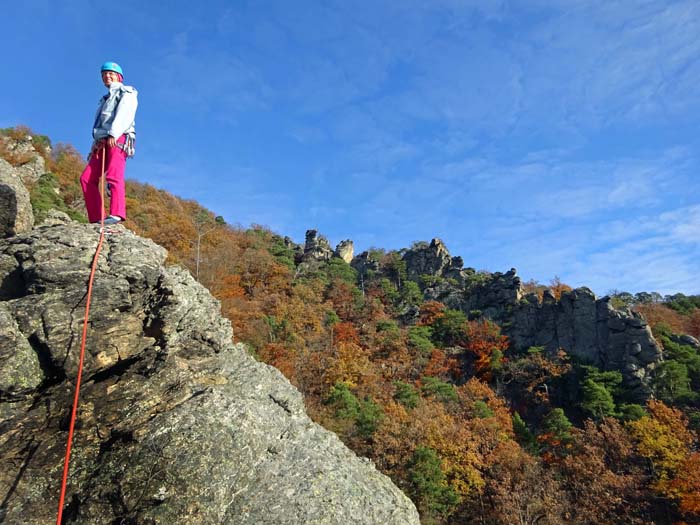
[394,381,420,409]
[660,336,700,390]
[326,384,383,437]
[471,400,494,419]
[401,280,424,306]
[653,360,693,404]
[408,446,460,519]
[617,403,646,422]
[325,382,360,420]
[513,412,538,453]
[357,397,384,437]
[325,258,358,284]
[376,319,399,333]
[541,408,573,444]
[580,379,616,420]
[408,326,434,355]
[421,376,457,403]
[30,173,87,223]
[431,309,467,346]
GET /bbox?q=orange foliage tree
[478,439,567,525]
[418,300,447,326]
[669,452,700,517]
[635,303,687,336]
[423,349,460,381]
[549,276,572,300]
[421,401,486,501]
[558,419,649,524]
[464,320,509,380]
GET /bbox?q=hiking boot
[103,215,123,225]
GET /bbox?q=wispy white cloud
[152,32,272,118]
[568,217,700,295]
[663,205,700,244]
[515,0,700,126]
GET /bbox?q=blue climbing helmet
[100,61,123,75]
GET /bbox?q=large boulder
[0,158,34,237]
[0,223,420,525]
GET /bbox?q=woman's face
[101,70,120,87]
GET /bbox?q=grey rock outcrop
[0,223,420,525]
[334,240,354,263]
[403,239,453,282]
[0,134,48,184]
[404,239,663,399]
[0,158,34,237]
[302,229,334,262]
[459,268,522,317]
[509,288,662,396]
[282,235,303,259]
[0,302,43,396]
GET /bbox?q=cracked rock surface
[0,223,419,525]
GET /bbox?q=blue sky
[2,1,699,296]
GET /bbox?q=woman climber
[80,61,138,225]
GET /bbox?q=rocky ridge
[0,217,419,524]
[304,232,663,397]
[346,237,663,399]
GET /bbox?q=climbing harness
[89,134,135,161]
[55,146,109,525]
[117,134,136,158]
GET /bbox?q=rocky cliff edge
[0,219,419,524]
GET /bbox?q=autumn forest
[3,127,700,525]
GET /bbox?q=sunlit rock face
[335,239,354,263]
[0,223,420,525]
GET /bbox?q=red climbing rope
[55,146,108,525]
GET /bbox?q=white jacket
[92,81,138,140]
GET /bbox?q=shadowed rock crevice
[98,430,135,458]
[0,264,25,301]
[27,333,66,391]
[88,355,142,384]
[61,494,81,524]
[268,394,292,414]
[0,439,39,521]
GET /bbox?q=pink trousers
[80,135,127,222]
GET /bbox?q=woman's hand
[106,136,117,148]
